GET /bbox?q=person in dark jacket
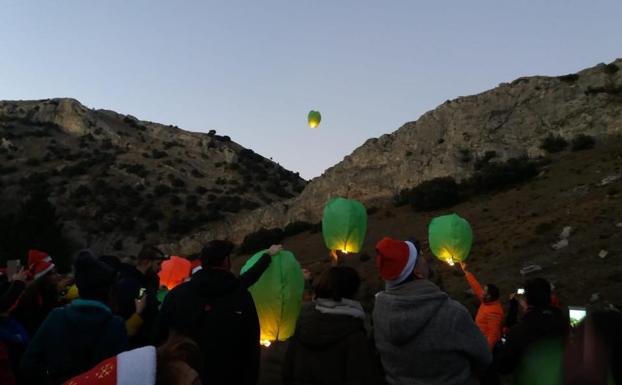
[115,245,168,347]
[157,241,281,385]
[20,250,128,385]
[495,277,569,377]
[283,266,379,385]
[11,250,62,336]
[373,237,491,385]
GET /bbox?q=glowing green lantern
[322,197,367,254]
[241,250,304,346]
[428,213,473,266]
[308,110,321,128]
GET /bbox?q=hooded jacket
[20,299,127,385]
[283,302,379,385]
[157,267,260,385]
[373,279,491,385]
[464,272,504,350]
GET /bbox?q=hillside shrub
[474,151,497,170]
[0,193,72,270]
[120,163,149,178]
[153,184,171,196]
[237,228,284,255]
[168,175,186,188]
[195,186,208,194]
[603,63,619,75]
[283,221,316,237]
[570,134,595,151]
[152,149,167,159]
[540,134,568,153]
[408,177,461,211]
[470,157,539,192]
[557,74,579,82]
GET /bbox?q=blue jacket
[20,299,128,385]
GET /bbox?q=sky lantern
[241,249,304,347]
[428,213,473,266]
[308,110,321,128]
[322,197,367,256]
[158,256,192,290]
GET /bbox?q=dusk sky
[1,1,620,179]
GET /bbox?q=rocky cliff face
[167,59,622,255]
[0,98,306,255]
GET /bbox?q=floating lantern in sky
[241,249,304,347]
[322,197,367,255]
[428,213,473,266]
[158,256,191,290]
[308,110,321,128]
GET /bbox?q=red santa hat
[28,249,55,280]
[375,237,418,287]
[63,346,156,385]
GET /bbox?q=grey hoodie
[373,279,491,385]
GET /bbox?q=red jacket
[465,272,504,350]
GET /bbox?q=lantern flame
[445,258,455,266]
[260,339,272,348]
[309,121,319,128]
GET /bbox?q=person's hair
[138,245,166,262]
[200,240,234,267]
[486,283,500,301]
[156,333,203,385]
[525,277,551,308]
[314,266,361,301]
[74,250,115,303]
[99,255,122,272]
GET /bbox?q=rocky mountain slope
[168,58,622,255]
[0,99,305,254]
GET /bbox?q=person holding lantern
[458,262,504,350]
[373,237,491,385]
[156,240,282,385]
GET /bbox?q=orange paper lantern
[158,256,192,290]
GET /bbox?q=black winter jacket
[157,267,261,385]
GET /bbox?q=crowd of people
[0,235,620,385]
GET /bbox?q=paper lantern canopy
[240,250,304,346]
[322,197,367,254]
[308,110,321,128]
[428,213,473,266]
[158,256,192,290]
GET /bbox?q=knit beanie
[375,237,418,287]
[74,250,116,301]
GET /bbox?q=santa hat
[63,346,156,385]
[28,249,55,280]
[190,259,202,275]
[375,237,418,287]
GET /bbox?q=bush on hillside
[238,228,284,255]
[570,134,595,151]
[0,193,72,270]
[408,177,462,211]
[540,134,568,153]
[470,157,539,192]
[557,73,579,82]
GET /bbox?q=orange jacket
[465,271,505,350]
